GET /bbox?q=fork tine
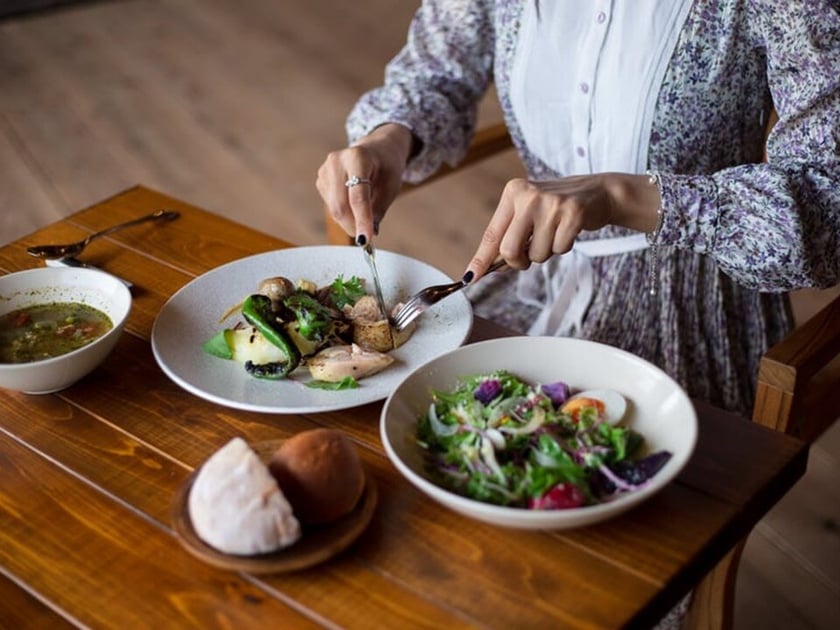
[395,294,430,329]
[393,300,423,331]
[393,295,419,318]
[393,306,422,331]
[392,259,508,331]
[393,279,466,331]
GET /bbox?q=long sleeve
[657,0,840,291]
[345,0,496,182]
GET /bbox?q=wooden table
[0,186,808,629]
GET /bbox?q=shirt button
[580,82,589,94]
[596,11,607,23]
[576,147,586,157]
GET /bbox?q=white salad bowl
[380,336,697,530]
[0,267,132,394]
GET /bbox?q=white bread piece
[188,437,301,555]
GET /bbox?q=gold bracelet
[645,170,664,297]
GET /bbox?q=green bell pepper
[241,294,301,378]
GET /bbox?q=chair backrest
[753,294,840,441]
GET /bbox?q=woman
[316,0,840,418]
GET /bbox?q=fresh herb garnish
[306,376,359,390]
[329,275,366,309]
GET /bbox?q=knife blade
[45,257,134,288]
[362,242,389,320]
[361,242,396,347]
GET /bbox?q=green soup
[0,302,113,363]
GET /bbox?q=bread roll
[268,429,365,525]
[188,437,301,555]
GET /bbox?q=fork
[392,259,508,331]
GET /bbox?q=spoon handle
[27,209,181,259]
[83,209,180,244]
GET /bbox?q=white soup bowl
[0,267,132,394]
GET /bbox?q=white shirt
[510,0,693,176]
[507,0,692,337]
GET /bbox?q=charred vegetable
[202,326,288,365]
[283,293,334,343]
[245,360,294,380]
[241,294,301,378]
[202,273,417,386]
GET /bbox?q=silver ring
[345,175,372,188]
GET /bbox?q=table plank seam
[0,565,84,629]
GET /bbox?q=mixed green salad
[416,370,672,510]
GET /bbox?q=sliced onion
[217,300,244,323]
[484,427,506,450]
[597,463,645,492]
[428,403,460,437]
[482,481,519,503]
[479,436,506,482]
[498,406,547,436]
[531,447,558,469]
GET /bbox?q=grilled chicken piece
[307,343,394,382]
[346,295,415,352]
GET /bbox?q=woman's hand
[316,123,414,244]
[462,173,661,281]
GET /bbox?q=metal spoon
[27,209,180,259]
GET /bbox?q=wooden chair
[686,294,840,628]
[323,120,840,629]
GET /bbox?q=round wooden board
[170,439,377,574]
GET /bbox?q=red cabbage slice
[541,381,571,407]
[474,378,502,404]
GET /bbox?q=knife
[45,257,134,288]
[361,242,396,346]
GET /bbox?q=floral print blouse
[346,0,840,415]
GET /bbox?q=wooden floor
[1,1,838,627]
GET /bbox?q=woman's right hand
[316,123,414,244]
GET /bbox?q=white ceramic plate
[151,246,473,413]
[381,336,697,530]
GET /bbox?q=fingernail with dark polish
[373,220,380,236]
[461,271,474,284]
[356,234,367,246]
